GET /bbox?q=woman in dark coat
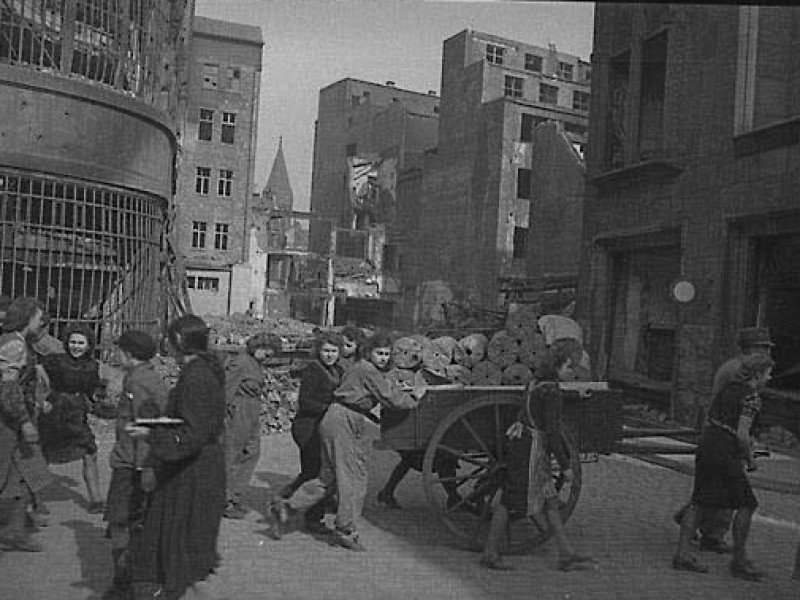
[127,315,226,600]
[39,323,104,512]
[280,331,343,532]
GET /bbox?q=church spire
[263,136,294,210]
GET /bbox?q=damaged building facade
[0,0,193,340]
[307,78,439,326]
[174,16,263,316]
[579,5,800,424]
[399,29,591,328]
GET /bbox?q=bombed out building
[0,0,193,341]
[579,4,800,425]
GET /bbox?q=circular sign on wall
[671,280,696,303]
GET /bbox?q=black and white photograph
[0,1,799,598]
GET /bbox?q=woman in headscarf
[126,314,226,600]
[673,353,774,581]
[39,323,105,512]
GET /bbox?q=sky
[193,0,596,211]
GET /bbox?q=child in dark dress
[482,345,594,572]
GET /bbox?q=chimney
[386,80,396,87]
[427,90,437,96]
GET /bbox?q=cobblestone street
[2,421,799,600]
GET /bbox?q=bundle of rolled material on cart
[388,313,592,387]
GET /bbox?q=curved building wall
[0,0,190,342]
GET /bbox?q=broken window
[214,223,229,250]
[524,53,543,72]
[504,75,523,99]
[221,112,235,144]
[539,83,558,105]
[195,167,210,195]
[202,63,219,90]
[191,221,207,248]
[486,43,504,65]
[516,168,533,200]
[217,169,233,197]
[198,109,213,142]
[226,66,241,92]
[638,31,667,160]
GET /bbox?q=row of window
[187,275,220,292]
[191,221,229,250]
[503,76,591,111]
[486,43,589,82]
[198,109,237,144]
[195,168,233,197]
[202,64,242,92]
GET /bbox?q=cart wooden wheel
[421,394,581,554]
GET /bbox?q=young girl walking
[482,345,594,572]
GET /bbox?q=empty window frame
[558,61,574,81]
[520,113,547,142]
[226,66,241,92]
[504,75,524,99]
[195,276,219,292]
[539,83,559,105]
[572,90,591,112]
[186,276,196,289]
[195,167,210,195]
[486,43,505,65]
[191,221,207,248]
[516,168,533,200]
[221,112,236,144]
[217,170,233,197]
[512,226,528,259]
[198,109,214,141]
[214,223,229,250]
[351,95,361,107]
[202,64,219,89]
[524,53,543,72]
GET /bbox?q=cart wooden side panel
[377,384,624,455]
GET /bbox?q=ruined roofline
[319,77,439,99]
[193,15,264,46]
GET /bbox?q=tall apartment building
[579,5,800,424]
[403,29,591,322]
[175,16,263,316]
[0,0,191,340]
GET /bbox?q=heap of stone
[203,312,318,347]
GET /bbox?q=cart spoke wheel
[421,394,581,554]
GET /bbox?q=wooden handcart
[376,382,626,553]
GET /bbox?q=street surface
[2,418,799,600]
